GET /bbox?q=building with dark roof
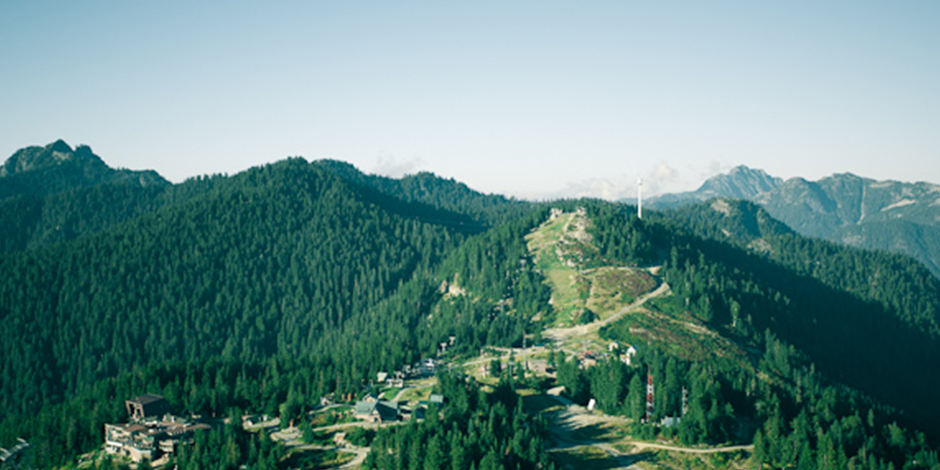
[354,400,400,423]
[125,394,171,422]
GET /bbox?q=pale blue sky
[2,1,938,199]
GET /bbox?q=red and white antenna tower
[645,371,654,422]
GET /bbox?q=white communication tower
[637,178,643,219]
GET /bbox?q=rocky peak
[0,140,108,178]
[0,140,168,199]
[695,165,782,200]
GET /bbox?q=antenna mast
[637,178,643,219]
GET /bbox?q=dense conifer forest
[0,159,472,416]
[658,200,940,435]
[3,144,940,469]
[362,373,553,470]
[556,202,940,469]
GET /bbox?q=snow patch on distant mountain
[882,199,917,211]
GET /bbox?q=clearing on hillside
[526,209,658,328]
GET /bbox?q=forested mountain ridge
[0,178,231,254]
[655,200,940,434]
[0,141,220,254]
[0,142,534,255]
[314,159,536,227]
[0,153,554,469]
[3,142,940,469]
[545,202,940,469]
[644,165,940,278]
[0,157,482,422]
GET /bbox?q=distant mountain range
[642,165,940,278]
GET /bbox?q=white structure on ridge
[637,178,643,219]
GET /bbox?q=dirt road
[543,281,672,345]
[543,388,751,469]
[338,445,368,469]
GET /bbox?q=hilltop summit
[645,165,782,208]
[697,165,783,200]
[0,140,104,177]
